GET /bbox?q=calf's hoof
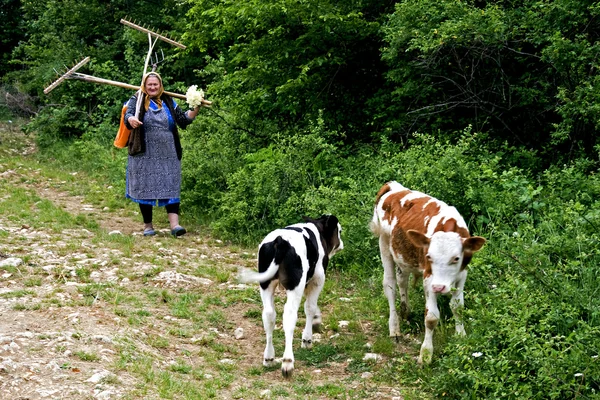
[302,339,313,349]
[400,303,410,320]
[263,358,277,368]
[418,349,433,365]
[281,359,294,378]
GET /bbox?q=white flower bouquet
[185,85,205,108]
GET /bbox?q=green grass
[0,124,436,399]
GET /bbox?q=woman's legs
[139,202,184,235]
[166,203,186,236]
[139,203,153,229]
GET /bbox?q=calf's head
[303,214,344,257]
[407,230,486,294]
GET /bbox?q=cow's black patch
[259,236,303,290]
[303,228,319,281]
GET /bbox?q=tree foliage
[382,0,600,161]
[184,0,395,144]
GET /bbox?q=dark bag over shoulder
[127,95,147,156]
[128,126,145,156]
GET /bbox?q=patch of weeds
[127,315,145,327]
[134,309,152,317]
[75,266,92,282]
[295,343,344,367]
[243,308,261,321]
[231,386,253,399]
[206,310,233,331]
[170,292,200,319]
[0,263,18,275]
[74,350,100,362]
[194,264,229,283]
[60,362,72,370]
[246,366,263,376]
[73,213,99,230]
[0,289,35,298]
[204,294,226,307]
[24,277,43,287]
[47,298,64,307]
[113,308,128,318]
[169,360,192,374]
[168,328,192,338]
[13,302,41,311]
[142,266,164,279]
[147,334,170,349]
[293,381,319,396]
[346,359,373,374]
[78,283,109,305]
[101,287,136,306]
[372,336,397,357]
[271,386,291,397]
[101,374,120,385]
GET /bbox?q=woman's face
[145,76,161,97]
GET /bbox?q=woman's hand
[128,116,143,128]
[188,106,200,119]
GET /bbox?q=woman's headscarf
[141,72,164,110]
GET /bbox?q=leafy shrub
[429,162,600,399]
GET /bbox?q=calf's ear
[463,236,486,252]
[406,230,430,248]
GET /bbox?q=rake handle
[69,73,212,107]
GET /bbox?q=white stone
[0,257,22,267]
[363,353,381,362]
[87,370,111,383]
[234,327,244,339]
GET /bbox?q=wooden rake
[43,19,211,108]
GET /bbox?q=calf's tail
[238,236,290,284]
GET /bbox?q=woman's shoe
[171,226,186,237]
[143,228,156,236]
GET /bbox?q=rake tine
[120,18,186,49]
[44,56,91,95]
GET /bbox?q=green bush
[428,162,600,399]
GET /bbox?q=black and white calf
[239,215,343,377]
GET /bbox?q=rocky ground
[0,124,408,399]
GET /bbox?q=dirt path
[0,125,405,400]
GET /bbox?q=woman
[124,72,199,237]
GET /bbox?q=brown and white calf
[239,215,343,377]
[370,181,486,364]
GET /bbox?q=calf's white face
[424,231,465,294]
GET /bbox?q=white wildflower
[574,373,584,378]
[472,352,483,358]
[185,85,205,108]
